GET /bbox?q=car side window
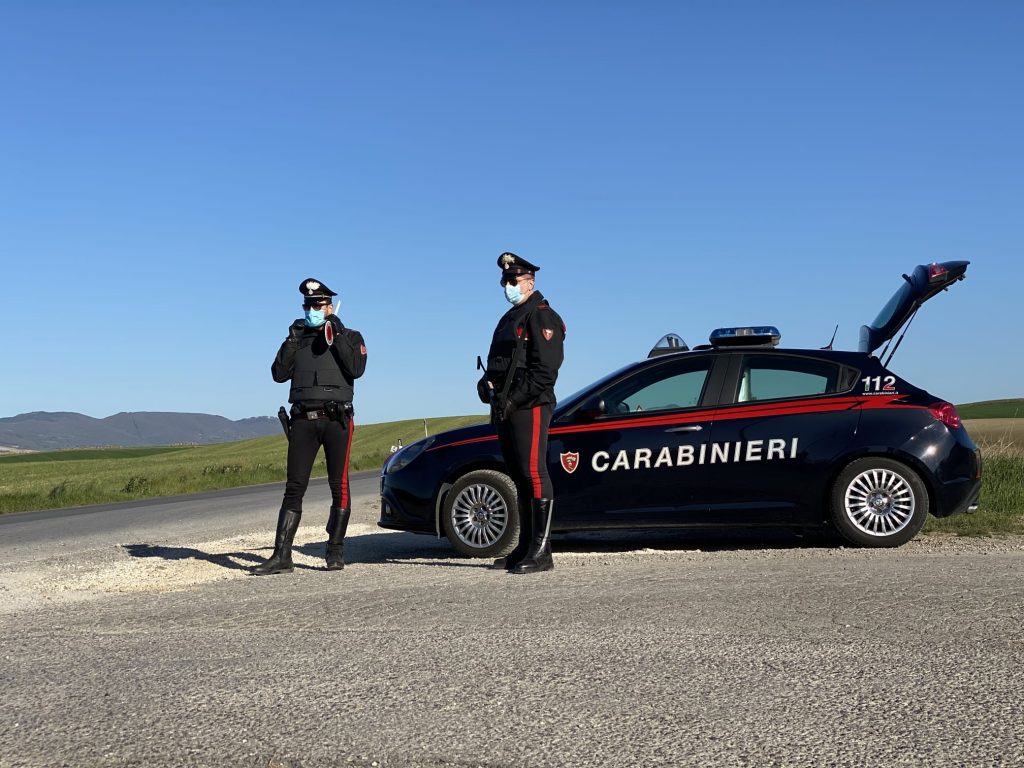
[601,360,713,415]
[736,355,843,402]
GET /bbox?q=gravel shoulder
[2,491,1022,616]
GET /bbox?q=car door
[703,352,861,524]
[548,354,725,528]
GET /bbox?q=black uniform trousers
[496,403,553,501]
[283,415,354,512]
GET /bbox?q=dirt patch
[0,523,381,614]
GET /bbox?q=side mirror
[575,396,606,422]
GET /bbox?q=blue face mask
[504,283,523,305]
[304,308,327,327]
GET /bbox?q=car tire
[441,469,520,558]
[830,457,929,548]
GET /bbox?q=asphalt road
[1,481,1022,768]
[0,471,382,561]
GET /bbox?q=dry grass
[963,419,1024,454]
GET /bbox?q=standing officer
[478,252,565,574]
[253,278,367,576]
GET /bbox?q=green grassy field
[0,446,186,464]
[0,415,486,515]
[957,398,1024,419]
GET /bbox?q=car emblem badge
[560,452,580,474]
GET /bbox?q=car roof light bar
[709,326,781,348]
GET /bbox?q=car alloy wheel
[844,468,916,536]
[831,457,929,548]
[451,483,507,548]
[442,469,520,557]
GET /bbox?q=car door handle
[665,425,703,433]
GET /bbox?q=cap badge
[305,280,321,294]
[500,254,515,269]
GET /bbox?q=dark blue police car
[380,261,981,554]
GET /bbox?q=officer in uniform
[478,252,565,574]
[253,278,368,575]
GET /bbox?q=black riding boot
[252,508,301,576]
[491,493,532,570]
[325,506,351,571]
[510,499,554,575]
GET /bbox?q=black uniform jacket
[484,291,565,409]
[272,317,367,405]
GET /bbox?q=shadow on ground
[121,543,321,572]
[122,526,847,573]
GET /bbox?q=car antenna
[820,324,838,350]
[882,305,921,368]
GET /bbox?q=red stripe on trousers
[529,406,542,498]
[340,420,355,508]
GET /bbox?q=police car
[380,261,981,553]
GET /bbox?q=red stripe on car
[427,395,919,451]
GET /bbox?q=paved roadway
[1,479,1022,768]
[0,472,383,560]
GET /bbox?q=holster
[277,406,291,439]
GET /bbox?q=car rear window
[737,355,850,402]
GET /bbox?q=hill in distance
[957,399,1024,420]
[0,411,281,452]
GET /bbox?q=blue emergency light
[709,326,781,347]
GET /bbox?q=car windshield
[870,281,914,330]
[555,362,638,414]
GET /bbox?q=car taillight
[929,401,961,429]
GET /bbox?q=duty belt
[291,401,353,422]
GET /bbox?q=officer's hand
[287,320,305,342]
[477,376,492,405]
[327,315,345,333]
[494,394,514,421]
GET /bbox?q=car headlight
[386,437,436,474]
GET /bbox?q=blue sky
[1,1,1021,423]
